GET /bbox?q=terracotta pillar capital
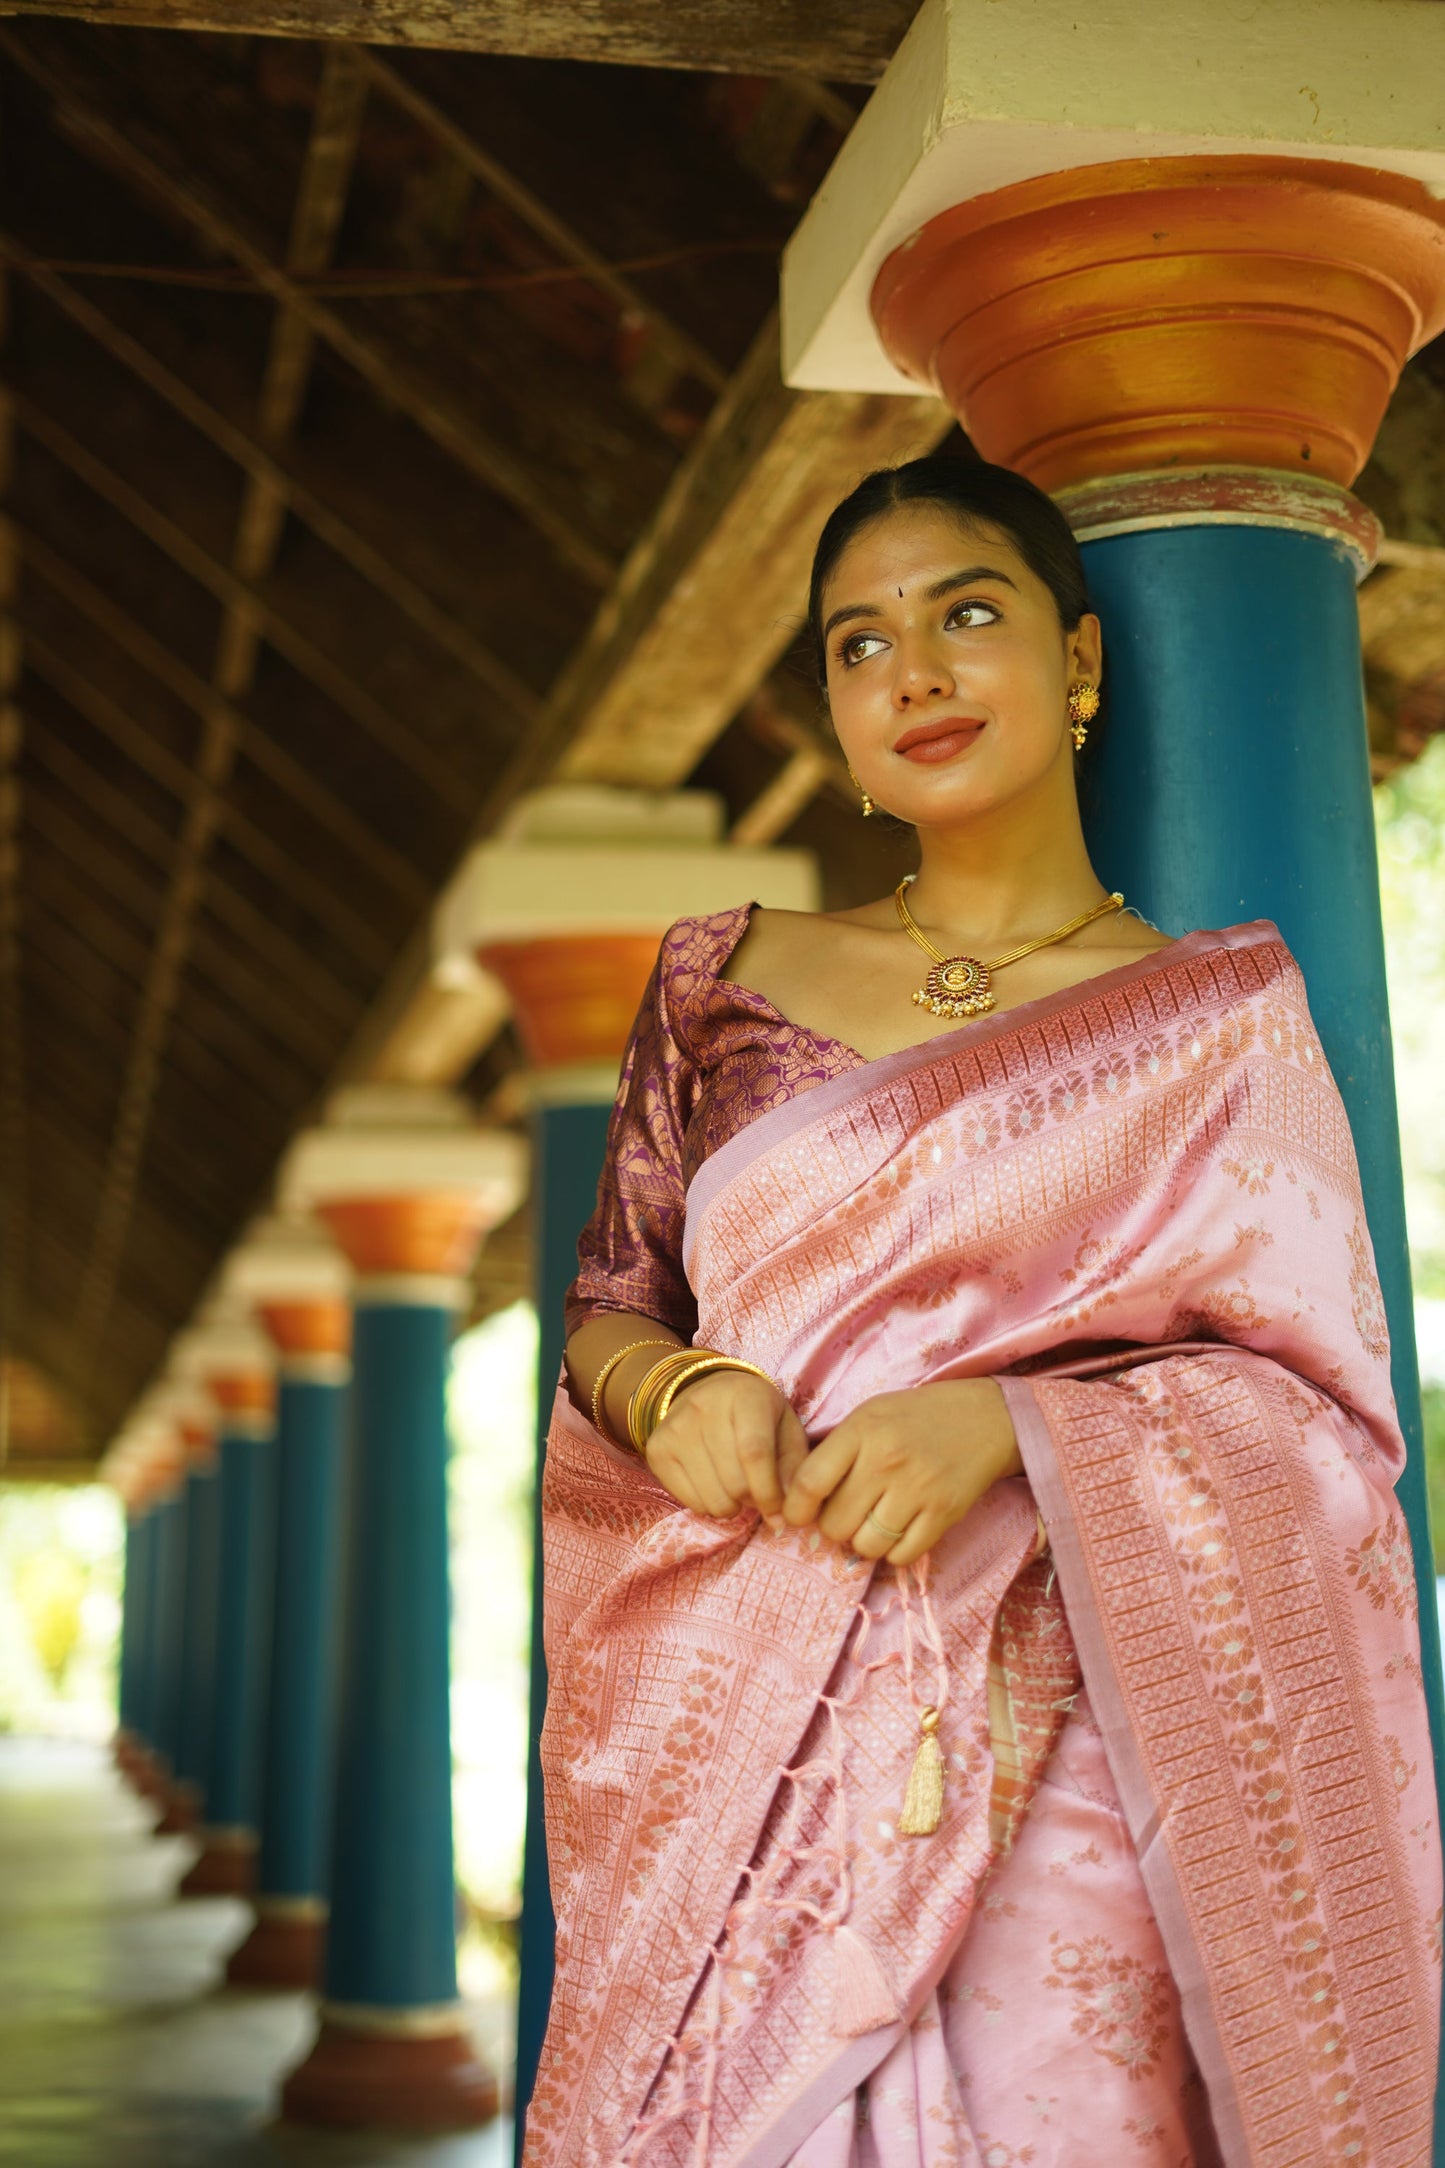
[782,0,1445,490]
[281,1088,528,1299]
[870,155,1445,494]
[434,785,817,1071]
[224,1216,354,1377]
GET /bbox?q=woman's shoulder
[1168,917,1318,1020]
[658,903,755,975]
[651,904,756,1031]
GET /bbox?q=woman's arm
[566,1311,811,1520]
[565,1311,685,1442]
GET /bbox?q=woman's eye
[839,631,886,666]
[946,599,999,630]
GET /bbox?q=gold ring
[865,1510,906,1543]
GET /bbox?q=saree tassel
[830,1923,899,2038]
[898,1706,944,1836]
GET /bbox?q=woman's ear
[1068,611,1104,686]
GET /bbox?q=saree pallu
[527,923,1441,2168]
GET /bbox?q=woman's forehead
[824,506,1026,593]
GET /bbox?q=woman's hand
[781,1379,1022,1567]
[645,1369,812,1522]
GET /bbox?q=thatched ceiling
[0,11,1441,1467]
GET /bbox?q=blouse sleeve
[563,923,703,1343]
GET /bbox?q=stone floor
[0,1738,514,2168]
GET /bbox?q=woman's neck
[905,801,1110,951]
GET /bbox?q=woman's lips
[894,720,986,764]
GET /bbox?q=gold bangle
[627,1351,779,1453]
[655,1356,777,1431]
[626,1351,701,1453]
[589,1339,677,1444]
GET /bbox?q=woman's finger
[774,1409,811,1497]
[731,1408,788,1516]
[781,1424,860,1525]
[647,1434,741,1519]
[846,1496,915,1560]
[886,1511,940,1569]
[816,1468,906,1550]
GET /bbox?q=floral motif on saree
[529,921,1440,2168]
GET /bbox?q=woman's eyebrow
[823,564,1021,641]
[924,564,1020,601]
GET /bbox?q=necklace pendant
[912,954,996,1020]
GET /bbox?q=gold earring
[1067,681,1100,751]
[845,764,876,817]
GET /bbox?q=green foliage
[1376,738,1445,1298]
[1424,1386,1445,1575]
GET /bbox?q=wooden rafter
[24,781,354,1071]
[66,55,371,1372]
[352,48,728,394]
[0,278,23,1451]
[20,631,395,967]
[2,242,542,717]
[1,30,618,586]
[25,989,284,1209]
[24,911,303,1121]
[12,388,475,802]
[23,725,364,1030]
[0,1,913,83]
[15,526,431,904]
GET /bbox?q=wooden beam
[13,389,470,803]
[1375,538,1445,574]
[3,242,542,718]
[0,1456,103,1485]
[352,48,727,394]
[1,31,618,585]
[536,310,944,792]
[0,0,912,82]
[729,743,833,847]
[333,314,943,1091]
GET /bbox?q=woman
[526,458,1441,2166]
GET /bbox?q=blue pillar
[171,1450,221,1826]
[228,1348,347,1987]
[173,1448,222,1821]
[282,1269,497,2129]
[1073,496,1443,1733]
[1071,486,1445,2141]
[116,1509,142,1746]
[515,1094,613,2161]
[181,1392,277,1898]
[147,1489,187,1794]
[117,1504,156,1790]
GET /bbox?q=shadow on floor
[0,1737,514,2168]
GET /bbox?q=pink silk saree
[527,922,1441,2168]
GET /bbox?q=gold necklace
[893,877,1125,1018]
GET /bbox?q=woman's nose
[892,638,955,707]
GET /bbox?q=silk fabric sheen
[529,922,1440,2167]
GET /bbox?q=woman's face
[819,504,1101,830]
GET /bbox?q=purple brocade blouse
[564,907,864,1341]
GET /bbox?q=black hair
[807,454,1092,688]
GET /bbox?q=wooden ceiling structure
[0,2,1442,1473]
